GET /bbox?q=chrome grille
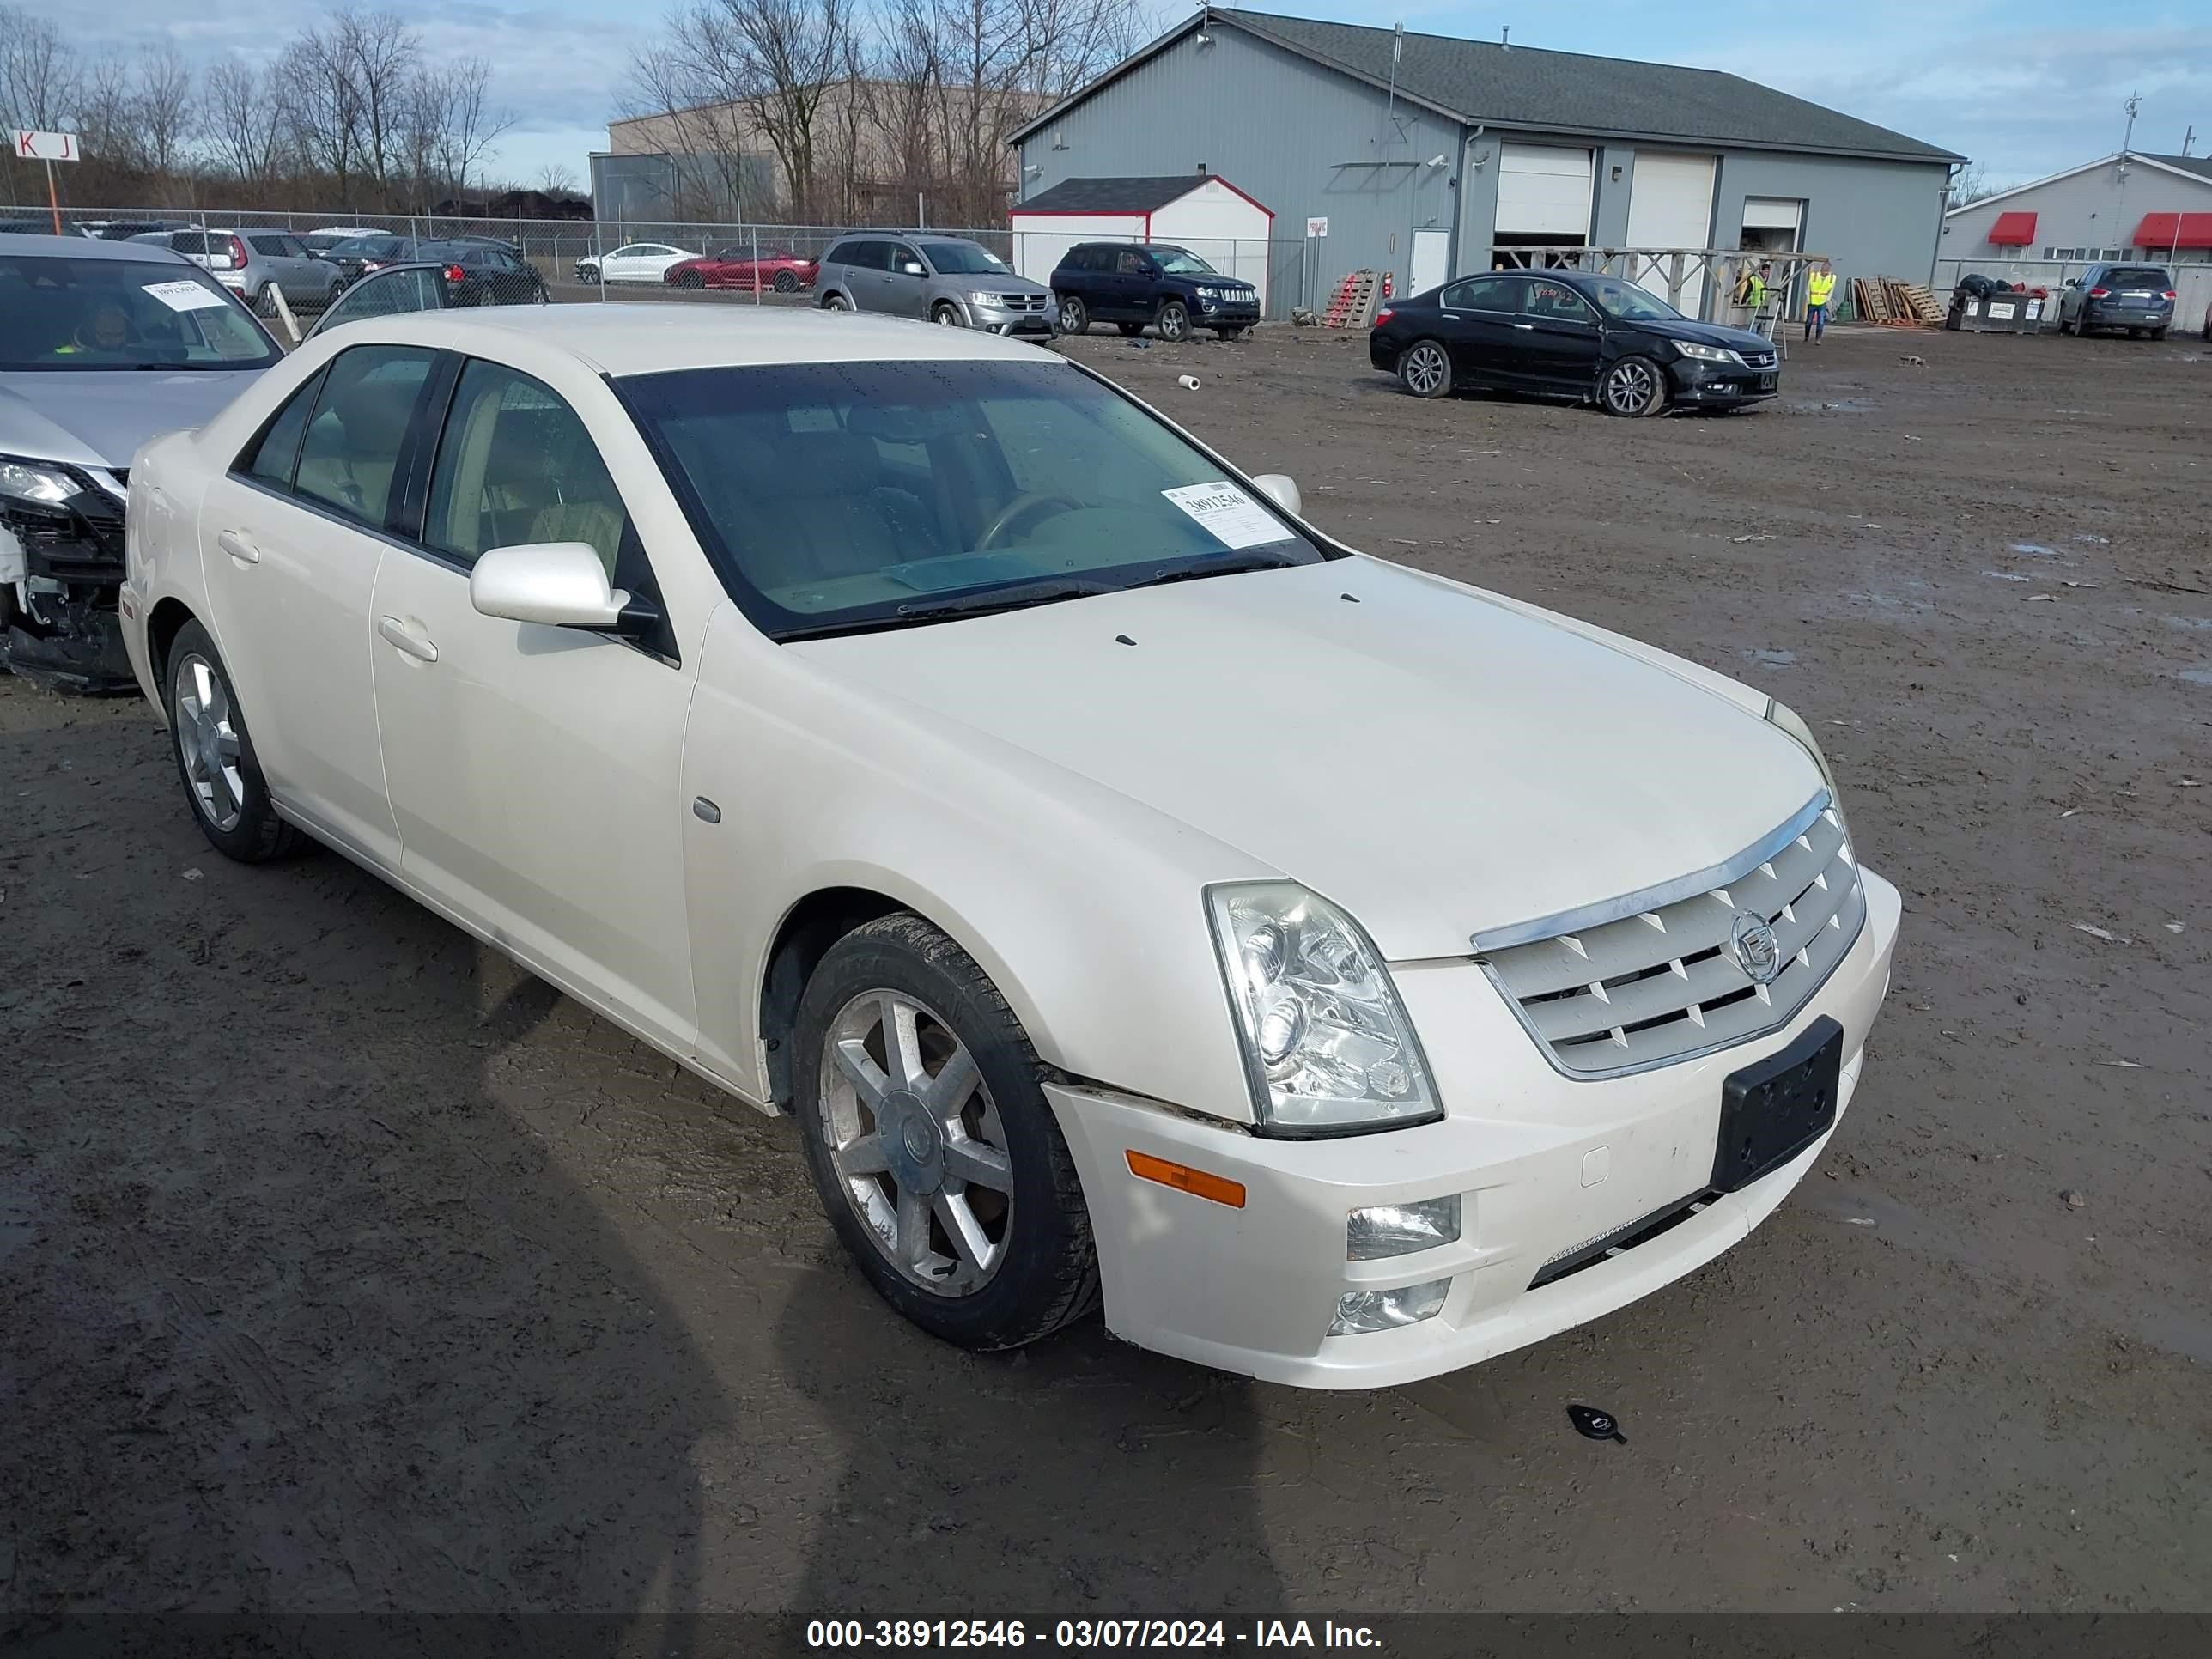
[1741,349,1778,369]
[994,294,1048,313]
[1476,796,1864,1078]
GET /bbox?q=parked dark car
[305,258,550,339]
[413,241,550,306]
[2058,263,2178,339]
[1049,242,1259,341]
[1370,269,1780,416]
[320,234,416,285]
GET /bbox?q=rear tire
[163,620,304,864]
[793,914,1100,1352]
[1397,339,1452,398]
[822,291,851,311]
[1057,294,1089,335]
[1601,355,1669,417]
[1156,299,1191,342]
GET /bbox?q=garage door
[1625,151,1717,314]
[1495,144,1593,238]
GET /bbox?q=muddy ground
[3,321,2208,1635]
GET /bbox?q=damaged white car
[118,306,1899,1389]
[1,236,278,691]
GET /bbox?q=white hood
[789,557,1824,961]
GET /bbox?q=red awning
[1988,210,2036,245]
[2133,211,2212,249]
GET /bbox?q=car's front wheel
[677,269,705,289]
[1156,299,1191,342]
[775,270,800,293]
[577,264,600,285]
[793,914,1100,1351]
[1601,355,1669,417]
[1397,338,1453,398]
[164,620,303,863]
[1057,294,1088,334]
[932,301,965,327]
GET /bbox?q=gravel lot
[3,320,2208,1631]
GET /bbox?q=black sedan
[321,234,416,285]
[1370,270,1779,416]
[414,241,550,305]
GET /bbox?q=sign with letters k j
[14,130,80,162]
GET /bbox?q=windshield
[1586,277,1685,322]
[1151,248,1218,276]
[620,358,1326,639]
[920,242,1006,276]
[0,256,280,371]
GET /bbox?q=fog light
[1329,1278,1449,1335]
[1347,1194,1461,1260]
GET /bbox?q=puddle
[1820,398,1876,413]
[1845,590,1933,612]
[1982,570,2033,582]
[2180,668,2212,686]
[1741,647,1797,667]
[2163,616,2212,632]
[2008,542,2060,558]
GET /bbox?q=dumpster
[1948,288,2051,333]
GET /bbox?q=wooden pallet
[1852,275,1942,327]
[1322,269,1382,330]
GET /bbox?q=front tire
[1057,293,1088,335]
[1601,355,1669,417]
[932,301,965,327]
[793,914,1100,1352]
[578,264,600,285]
[1397,338,1452,398]
[677,269,704,289]
[164,620,303,863]
[1156,299,1191,342]
[774,269,799,293]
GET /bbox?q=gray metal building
[1009,9,1962,319]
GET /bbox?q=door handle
[377,615,439,663]
[216,529,260,564]
[1510,322,1535,331]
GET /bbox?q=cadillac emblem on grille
[1729,910,1784,985]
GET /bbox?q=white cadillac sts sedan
[118,307,1899,1389]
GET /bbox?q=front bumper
[967,302,1055,336]
[1194,300,1261,328]
[1050,866,1900,1389]
[1668,357,1779,406]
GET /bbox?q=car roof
[0,233,191,264]
[341,303,1059,377]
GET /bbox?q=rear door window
[291,345,437,530]
[249,234,289,257]
[1441,276,1522,312]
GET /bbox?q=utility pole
[2183,125,2197,157]
[2120,91,2141,156]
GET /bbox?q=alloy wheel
[1606,359,1661,416]
[1403,342,1448,395]
[818,988,1014,1297]
[173,653,247,833]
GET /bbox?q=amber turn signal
[1125,1150,1246,1208]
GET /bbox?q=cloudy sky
[66,0,2212,191]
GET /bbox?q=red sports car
[664,246,818,293]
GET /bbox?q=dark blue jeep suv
[1048,243,1260,341]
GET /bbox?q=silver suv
[816,234,1053,335]
[132,227,344,313]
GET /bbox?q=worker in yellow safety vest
[1731,260,1769,326]
[1805,261,1837,343]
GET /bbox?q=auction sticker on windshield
[143,280,230,313]
[1162,482,1284,550]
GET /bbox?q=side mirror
[470,542,652,634]
[900,260,926,276]
[1251,473,1302,517]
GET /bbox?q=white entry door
[1626,152,1717,316]
[1410,228,1450,295]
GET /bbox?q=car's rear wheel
[774,270,800,294]
[1156,299,1191,342]
[793,914,1099,1351]
[1601,355,1668,417]
[822,291,851,311]
[164,621,303,863]
[932,301,965,327]
[677,269,704,289]
[1057,294,1088,334]
[1398,338,1452,398]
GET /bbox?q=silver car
[1,235,281,690]
[816,234,1054,335]
[132,227,344,313]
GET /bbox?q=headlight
[1674,341,1746,366]
[1206,882,1440,1136]
[1765,699,1850,829]
[968,290,1007,307]
[0,455,79,507]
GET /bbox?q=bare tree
[276,30,365,200]
[335,9,418,198]
[620,40,762,217]
[137,43,197,175]
[537,161,580,197]
[422,58,509,203]
[205,58,289,188]
[1949,161,2000,207]
[671,0,854,219]
[74,55,146,173]
[0,8,82,131]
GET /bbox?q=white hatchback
[118,307,1899,1389]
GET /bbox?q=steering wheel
[978,492,1081,550]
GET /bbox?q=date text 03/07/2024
[805,1619,1384,1649]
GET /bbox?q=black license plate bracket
[1711,1016,1844,1193]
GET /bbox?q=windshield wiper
[773,577,1113,641]
[1121,550,1301,590]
